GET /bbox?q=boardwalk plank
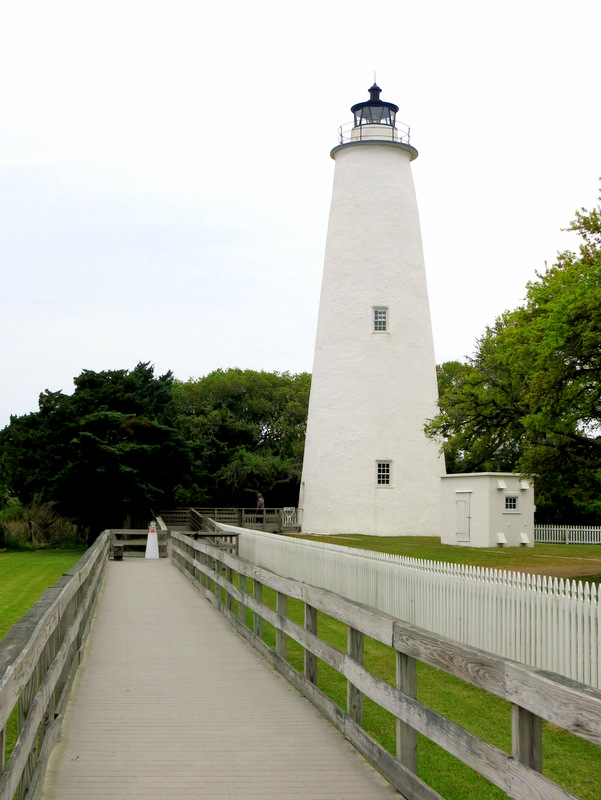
[41,560,400,799]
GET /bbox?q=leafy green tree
[427,192,601,523]
[173,368,311,507]
[0,363,189,540]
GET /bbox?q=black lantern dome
[351,84,398,128]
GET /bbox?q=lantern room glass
[353,104,396,127]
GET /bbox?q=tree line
[1,190,600,545]
[0,365,310,544]
[426,191,601,524]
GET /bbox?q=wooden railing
[0,532,110,800]
[110,528,168,559]
[155,507,299,533]
[194,507,291,532]
[170,530,601,800]
[236,528,601,688]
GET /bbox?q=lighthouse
[299,84,444,537]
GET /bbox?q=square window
[377,461,391,485]
[373,307,388,332]
[505,495,518,511]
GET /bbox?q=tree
[172,369,311,507]
[427,192,601,523]
[0,363,189,540]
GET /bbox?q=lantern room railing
[338,120,411,146]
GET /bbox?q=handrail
[0,532,110,800]
[154,507,299,534]
[170,531,601,800]
[338,119,411,146]
[110,529,168,559]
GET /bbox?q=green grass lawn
[0,549,87,640]
[295,534,601,583]
[5,544,599,797]
[243,578,601,800]
[0,548,86,769]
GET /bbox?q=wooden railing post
[253,581,263,639]
[212,557,218,602]
[225,566,233,613]
[512,704,542,774]
[396,651,418,774]
[239,574,247,624]
[202,552,209,590]
[304,604,317,685]
[347,626,364,726]
[276,592,287,660]
[17,667,38,799]
[203,552,210,590]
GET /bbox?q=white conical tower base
[300,131,444,537]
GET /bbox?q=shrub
[0,497,85,550]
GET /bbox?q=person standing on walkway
[256,492,265,524]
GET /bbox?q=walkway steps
[41,559,400,799]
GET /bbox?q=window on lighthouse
[377,461,391,485]
[373,307,388,332]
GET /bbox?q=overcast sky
[1,0,599,429]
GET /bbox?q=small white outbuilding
[441,473,535,548]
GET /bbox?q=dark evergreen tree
[0,363,189,540]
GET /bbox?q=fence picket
[233,528,601,688]
[534,523,601,543]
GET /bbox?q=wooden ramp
[41,559,399,799]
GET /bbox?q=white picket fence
[535,523,601,544]
[235,529,600,689]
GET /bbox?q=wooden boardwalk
[41,559,400,799]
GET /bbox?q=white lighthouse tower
[299,84,444,537]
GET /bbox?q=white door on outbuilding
[455,492,471,542]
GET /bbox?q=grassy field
[245,579,601,800]
[0,548,87,640]
[296,534,601,583]
[3,543,599,797]
[0,548,86,769]
[245,535,601,798]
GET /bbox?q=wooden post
[304,603,318,685]
[253,581,263,640]
[204,553,210,590]
[239,574,247,624]
[396,651,418,774]
[199,551,204,588]
[347,626,364,725]
[39,633,56,741]
[1,723,5,777]
[276,592,287,660]
[18,669,37,736]
[213,557,219,603]
[225,566,233,613]
[512,704,542,773]
[18,668,39,799]
[237,508,242,527]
